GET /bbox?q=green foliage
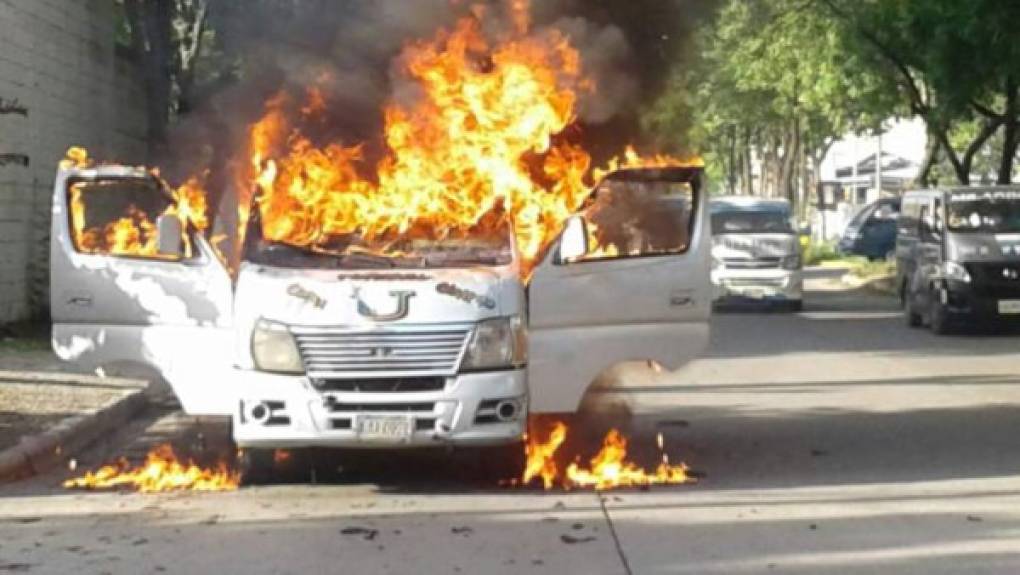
[644,0,900,197]
[803,241,840,266]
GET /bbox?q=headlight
[251,319,304,374]
[462,316,527,371]
[781,253,802,271]
[942,261,972,283]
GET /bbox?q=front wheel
[236,448,276,486]
[903,283,922,328]
[463,442,526,483]
[929,298,953,335]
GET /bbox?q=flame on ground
[522,421,692,491]
[62,444,239,493]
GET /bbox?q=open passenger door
[50,166,235,415]
[528,167,710,412]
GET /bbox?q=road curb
[0,385,148,482]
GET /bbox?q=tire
[903,282,922,328]
[465,442,526,482]
[786,300,803,313]
[929,299,953,335]
[237,448,276,486]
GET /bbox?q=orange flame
[64,149,211,258]
[64,1,701,278]
[62,444,238,493]
[522,421,692,490]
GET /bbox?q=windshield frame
[241,198,515,270]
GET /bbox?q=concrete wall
[0,0,147,323]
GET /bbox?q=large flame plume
[521,421,692,490]
[63,1,700,276]
[248,3,593,273]
[63,444,238,493]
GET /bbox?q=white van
[710,197,804,311]
[50,164,710,480]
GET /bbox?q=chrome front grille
[725,278,786,288]
[291,324,472,378]
[723,257,781,270]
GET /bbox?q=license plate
[998,300,1020,315]
[357,415,413,442]
[745,289,765,299]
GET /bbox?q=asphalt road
[3,268,1020,574]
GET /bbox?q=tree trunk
[778,119,800,205]
[727,125,738,195]
[918,129,941,187]
[999,78,1019,185]
[175,0,209,116]
[125,0,174,154]
[742,128,754,196]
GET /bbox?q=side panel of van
[50,169,237,415]
[528,168,711,413]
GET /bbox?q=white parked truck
[51,164,710,480]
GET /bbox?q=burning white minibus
[50,164,710,481]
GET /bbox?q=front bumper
[712,268,804,302]
[937,280,1020,323]
[232,369,527,449]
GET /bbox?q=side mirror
[557,215,588,264]
[156,215,184,258]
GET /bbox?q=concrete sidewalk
[0,364,149,482]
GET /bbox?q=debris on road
[340,527,379,541]
[560,534,597,544]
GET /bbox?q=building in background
[812,120,925,242]
[0,0,147,323]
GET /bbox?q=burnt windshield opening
[947,190,1020,234]
[242,198,513,270]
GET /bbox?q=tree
[120,0,211,151]
[645,0,898,215]
[820,0,1020,185]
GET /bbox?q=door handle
[670,290,695,307]
[66,294,93,307]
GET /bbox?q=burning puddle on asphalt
[62,416,696,494]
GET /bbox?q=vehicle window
[872,203,900,221]
[575,180,694,262]
[67,178,181,259]
[919,205,940,243]
[946,190,1020,234]
[899,199,920,235]
[847,205,874,228]
[711,209,794,235]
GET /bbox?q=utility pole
[851,139,858,205]
[874,131,883,201]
